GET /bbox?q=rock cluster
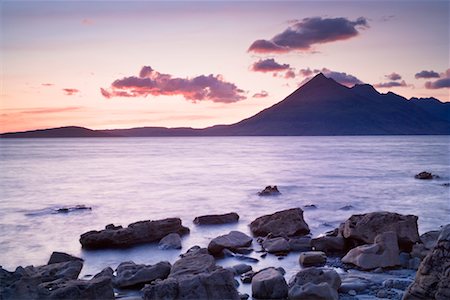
[258,185,281,196]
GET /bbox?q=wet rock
[230,264,252,276]
[47,252,83,265]
[159,233,182,250]
[233,247,253,255]
[105,224,122,230]
[170,248,216,278]
[403,224,450,300]
[208,231,253,256]
[288,236,312,251]
[410,243,428,260]
[38,276,114,299]
[250,208,310,237]
[251,267,288,299]
[258,185,281,196]
[340,211,419,251]
[56,205,92,214]
[303,204,317,210]
[193,212,239,225]
[414,171,439,180]
[239,293,249,300]
[240,270,255,284]
[234,254,259,263]
[299,251,327,267]
[342,231,400,270]
[288,267,341,300]
[93,267,114,279]
[114,261,171,288]
[262,237,290,253]
[312,236,346,254]
[79,218,189,249]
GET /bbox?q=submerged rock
[193,212,239,225]
[114,261,171,288]
[208,231,253,256]
[250,208,310,237]
[79,218,189,249]
[251,267,288,299]
[258,185,281,196]
[56,205,92,213]
[414,171,439,180]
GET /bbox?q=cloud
[63,88,79,95]
[299,68,314,77]
[252,91,269,98]
[250,58,290,72]
[415,70,440,79]
[101,66,246,103]
[385,72,402,81]
[374,80,407,88]
[21,107,83,114]
[248,17,368,54]
[298,68,363,87]
[425,69,450,89]
[41,83,54,87]
[284,70,296,79]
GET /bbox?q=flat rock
[47,252,83,265]
[114,261,171,288]
[262,237,290,253]
[208,231,253,256]
[250,208,310,237]
[299,251,327,267]
[193,212,239,225]
[312,236,346,254]
[159,233,182,250]
[251,267,288,299]
[79,218,189,249]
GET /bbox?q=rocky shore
[1,208,449,300]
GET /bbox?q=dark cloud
[251,58,290,72]
[101,66,246,103]
[374,80,407,88]
[63,88,79,95]
[415,70,440,79]
[248,17,368,54]
[252,91,269,98]
[385,72,402,81]
[425,69,450,89]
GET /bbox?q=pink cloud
[385,72,402,81]
[250,58,290,72]
[252,91,269,98]
[63,88,79,95]
[41,83,54,87]
[425,69,450,89]
[374,80,408,88]
[101,66,246,103]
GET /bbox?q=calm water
[0,136,449,292]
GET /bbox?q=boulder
[288,237,312,251]
[339,211,419,251]
[258,185,281,196]
[251,268,288,299]
[47,252,83,265]
[342,231,400,270]
[79,218,189,249]
[159,233,182,250]
[229,264,252,276]
[299,251,327,267]
[193,212,239,225]
[250,208,310,237]
[38,276,114,299]
[208,231,253,256]
[414,171,439,180]
[114,261,171,288]
[403,224,450,300]
[262,237,290,253]
[288,267,341,300]
[419,230,440,250]
[311,236,346,254]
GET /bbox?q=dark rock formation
[208,231,253,256]
[47,252,83,265]
[56,205,92,214]
[159,233,182,250]
[249,208,310,237]
[311,236,347,254]
[288,267,341,300]
[299,251,327,267]
[258,186,281,196]
[251,268,288,299]
[414,171,439,180]
[114,261,171,288]
[79,218,189,249]
[193,212,239,225]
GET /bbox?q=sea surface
[1,136,449,295]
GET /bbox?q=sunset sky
[1,0,449,133]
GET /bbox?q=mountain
[1,74,449,138]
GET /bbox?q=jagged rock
[250,208,310,237]
[414,171,439,180]
[342,231,400,270]
[403,224,450,300]
[339,211,419,251]
[288,267,341,300]
[258,185,281,196]
[114,261,171,288]
[208,231,253,256]
[262,237,290,253]
[159,233,182,250]
[47,252,83,265]
[251,268,288,299]
[299,251,327,267]
[311,236,346,254]
[79,218,189,249]
[193,212,239,225]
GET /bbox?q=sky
[1,0,449,133]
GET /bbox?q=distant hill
[1,73,449,138]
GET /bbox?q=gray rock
[93,267,114,279]
[339,279,369,293]
[79,218,190,249]
[262,237,290,253]
[208,231,253,256]
[193,212,239,225]
[249,208,310,237]
[251,268,288,299]
[419,230,440,250]
[159,233,182,250]
[38,276,114,299]
[258,185,281,196]
[289,282,339,300]
[311,236,346,254]
[342,231,400,270]
[231,264,252,275]
[299,251,327,267]
[383,279,413,291]
[414,171,439,180]
[114,261,171,288]
[47,252,83,265]
[403,224,450,300]
[288,237,312,251]
[288,267,341,300]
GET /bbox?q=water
[0,136,449,293]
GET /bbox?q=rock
[114,261,171,288]
[233,247,253,255]
[250,208,310,237]
[339,205,354,211]
[262,237,290,253]
[403,224,450,300]
[159,233,182,250]
[38,276,114,299]
[340,211,419,251]
[79,218,189,249]
[193,212,239,225]
[208,231,253,256]
[299,251,327,267]
[234,254,259,263]
[288,237,312,251]
[55,205,92,214]
[169,248,216,278]
[288,267,341,300]
[411,243,428,260]
[258,185,281,196]
[311,236,346,254]
[303,204,317,209]
[383,279,413,290]
[105,224,122,230]
[239,293,249,300]
[93,267,114,279]
[339,278,369,293]
[230,264,252,275]
[348,289,357,296]
[251,267,288,299]
[408,257,421,270]
[399,252,411,268]
[414,171,439,180]
[240,271,255,284]
[47,252,83,265]
[419,230,440,250]
[342,231,400,270]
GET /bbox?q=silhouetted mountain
[1,74,449,138]
[0,126,114,138]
